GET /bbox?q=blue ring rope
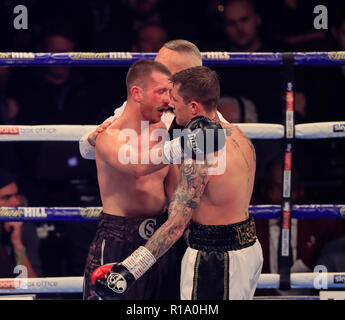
[0,52,345,66]
[0,205,344,221]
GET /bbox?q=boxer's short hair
[126,59,171,96]
[170,66,220,112]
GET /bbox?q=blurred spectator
[14,27,98,178]
[0,67,21,174]
[307,9,345,122]
[131,23,168,52]
[259,0,331,51]
[0,169,41,277]
[315,236,345,272]
[216,0,286,52]
[17,27,95,125]
[211,0,309,127]
[298,10,345,204]
[208,0,285,124]
[122,0,163,31]
[35,181,98,278]
[0,68,19,125]
[10,27,99,280]
[6,29,99,277]
[222,0,263,51]
[70,0,132,51]
[194,0,226,50]
[254,161,345,294]
[217,95,258,123]
[119,0,200,47]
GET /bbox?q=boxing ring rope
[1,122,345,141]
[1,51,345,298]
[0,205,344,222]
[0,51,345,66]
[1,272,345,294]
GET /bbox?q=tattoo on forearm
[145,161,209,259]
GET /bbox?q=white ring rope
[0,125,96,141]
[0,124,284,141]
[1,273,344,294]
[295,122,345,139]
[1,122,345,141]
[236,123,284,139]
[0,277,83,294]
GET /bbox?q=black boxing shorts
[83,211,186,300]
[181,216,263,300]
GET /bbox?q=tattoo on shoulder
[237,129,256,163]
[211,114,220,123]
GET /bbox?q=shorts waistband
[97,211,168,242]
[187,216,257,252]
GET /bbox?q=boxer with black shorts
[84,59,222,300]
[83,211,184,299]
[92,66,263,300]
[82,41,230,300]
[83,59,180,300]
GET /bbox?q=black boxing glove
[92,263,135,300]
[91,246,156,300]
[168,117,185,140]
[163,116,226,163]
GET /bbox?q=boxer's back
[193,123,256,225]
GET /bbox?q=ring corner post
[278,53,296,291]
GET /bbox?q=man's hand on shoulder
[88,120,112,147]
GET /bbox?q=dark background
[0,0,345,286]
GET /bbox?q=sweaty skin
[95,71,172,218]
[96,119,170,218]
[145,121,256,259]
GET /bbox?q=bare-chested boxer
[83,59,224,300]
[79,39,229,159]
[82,40,230,300]
[82,59,176,300]
[92,66,263,300]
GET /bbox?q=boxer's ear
[131,86,143,102]
[190,101,201,116]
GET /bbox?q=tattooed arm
[91,160,210,298]
[145,160,210,259]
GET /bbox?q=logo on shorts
[139,218,156,240]
[107,272,127,293]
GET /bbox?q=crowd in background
[1,0,345,297]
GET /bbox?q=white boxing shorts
[180,216,263,300]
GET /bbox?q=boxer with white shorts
[92,66,263,300]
